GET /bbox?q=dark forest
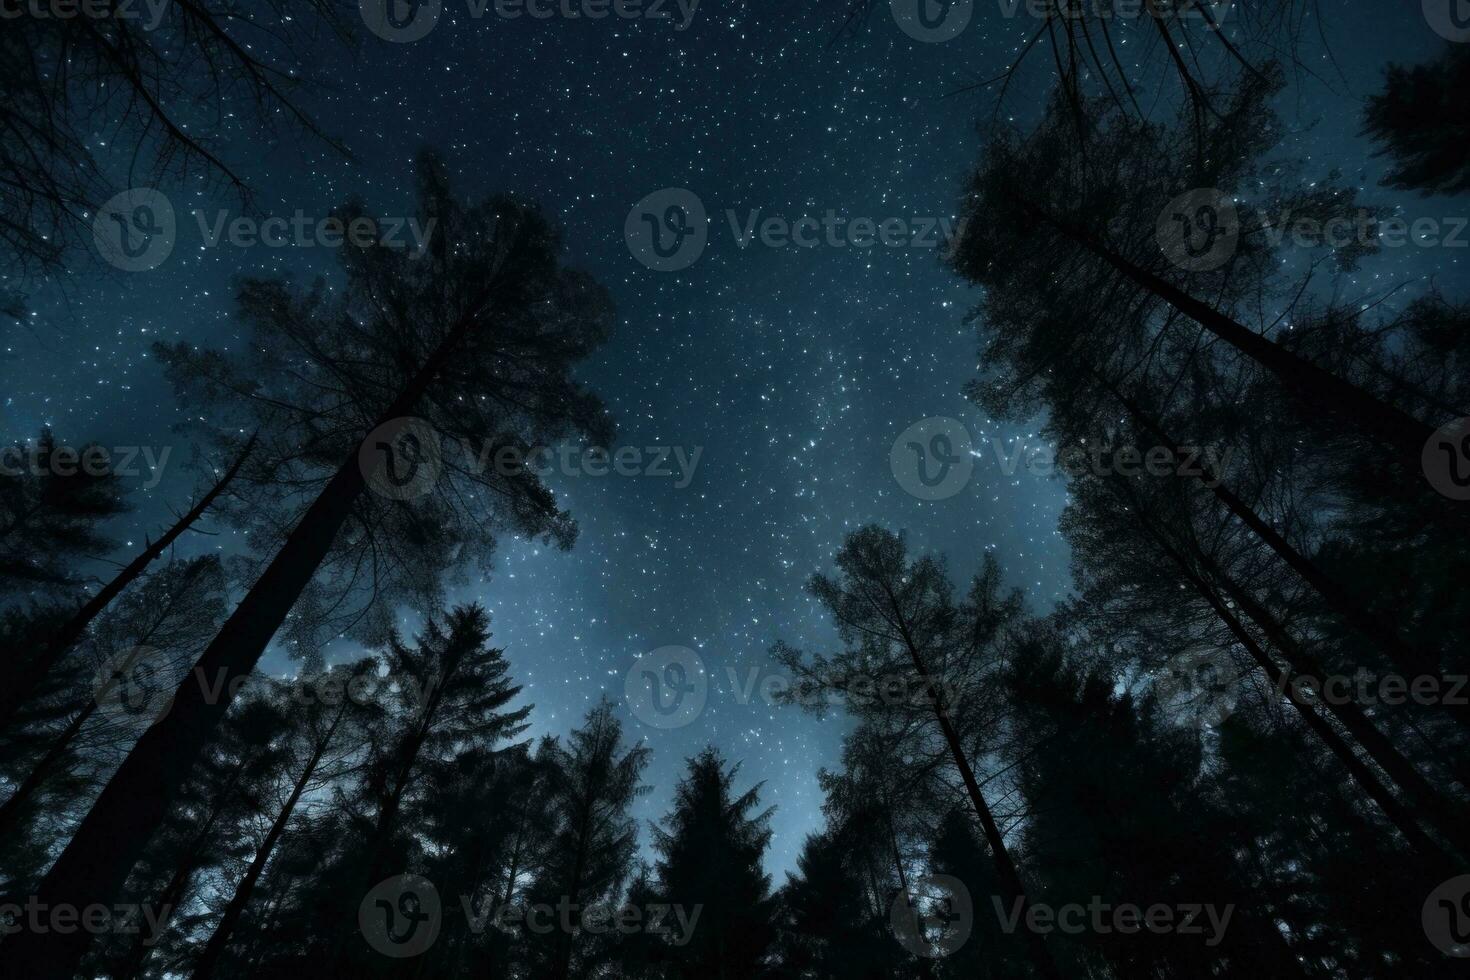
[3,0,1470,977]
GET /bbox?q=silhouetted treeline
[4,11,1469,976]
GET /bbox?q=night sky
[4,0,1466,878]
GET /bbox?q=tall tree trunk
[1030,205,1436,463]
[880,797,936,980]
[190,705,345,980]
[1100,377,1470,735]
[1117,478,1464,863]
[3,309,482,979]
[0,558,222,836]
[1150,525,1447,860]
[0,435,256,736]
[880,583,1064,980]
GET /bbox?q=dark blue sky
[4,0,1465,877]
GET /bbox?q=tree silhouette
[774,526,1062,980]
[522,699,650,980]
[1364,44,1470,196]
[6,154,616,978]
[652,747,777,980]
[0,435,254,736]
[0,428,129,595]
[0,0,348,291]
[0,555,228,847]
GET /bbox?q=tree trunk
[1164,538,1446,860]
[190,705,345,980]
[880,583,1063,980]
[1099,377,1470,735]
[4,309,481,979]
[0,435,257,736]
[1031,206,1436,463]
[1120,480,1465,862]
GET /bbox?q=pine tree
[652,748,776,980]
[523,699,650,980]
[10,156,614,978]
[0,428,128,595]
[1364,44,1470,196]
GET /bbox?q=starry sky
[3,0,1465,878]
